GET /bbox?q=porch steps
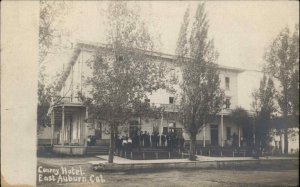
[86,146,109,155]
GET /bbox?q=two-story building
[44,42,246,155]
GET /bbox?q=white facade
[37,42,298,155]
[53,42,246,147]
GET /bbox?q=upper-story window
[225,97,231,109]
[225,77,230,90]
[169,97,174,104]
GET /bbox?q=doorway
[210,125,219,146]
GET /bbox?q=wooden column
[238,127,241,147]
[62,105,65,146]
[50,109,55,146]
[86,106,89,119]
[203,125,206,147]
[160,113,164,134]
[221,114,224,147]
[159,113,164,147]
[69,116,72,145]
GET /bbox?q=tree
[84,2,165,163]
[264,25,299,154]
[176,3,224,160]
[231,107,252,148]
[39,0,69,64]
[38,1,68,134]
[252,75,277,152]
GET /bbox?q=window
[163,127,168,135]
[225,97,231,109]
[226,127,231,140]
[225,77,230,90]
[169,97,174,104]
[145,98,150,103]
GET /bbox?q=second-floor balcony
[61,96,82,104]
[159,103,180,112]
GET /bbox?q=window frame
[225,97,231,109]
[225,77,230,90]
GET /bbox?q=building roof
[57,41,245,91]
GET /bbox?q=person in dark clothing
[167,133,172,151]
[146,132,151,147]
[156,133,160,147]
[143,132,146,147]
[120,136,124,154]
[119,136,123,154]
[88,135,96,146]
[127,137,132,152]
[151,132,155,147]
[87,135,92,146]
[145,131,148,147]
[135,132,140,148]
[161,134,166,147]
[137,131,142,152]
[180,136,185,151]
[232,133,238,147]
[174,135,179,151]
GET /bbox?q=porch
[49,103,87,155]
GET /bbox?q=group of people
[87,135,97,146]
[115,130,185,154]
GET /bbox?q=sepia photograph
[1,1,299,187]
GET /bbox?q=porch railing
[159,104,180,112]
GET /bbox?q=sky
[45,1,299,77]
[43,1,299,110]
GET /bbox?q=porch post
[159,113,164,147]
[221,114,224,147]
[62,105,65,146]
[203,124,206,147]
[238,127,241,147]
[69,116,72,145]
[160,113,164,134]
[50,108,55,146]
[86,106,89,119]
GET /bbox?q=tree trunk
[189,135,196,161]
[282,106,289,154]
[284,128,288,155]
[283,87,289,155]
[108,125,115,163]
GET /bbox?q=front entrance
[163,127,182,137]
[129,120,140,138]
[94,122,102,139]
[210,125,219,146]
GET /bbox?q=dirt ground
[37,156,299,187]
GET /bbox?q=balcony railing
[61,97,82,104]
[160,103,180,112]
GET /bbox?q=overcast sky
[43,1,298,110]
[53,1,298,68]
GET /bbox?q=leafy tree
[231,107,252,147]
[39,0,69,64]
[264,25,299,154]
[84,2,165,163]
[176,3,224,160]
[252,75,277,152]
[38,1,68,134]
